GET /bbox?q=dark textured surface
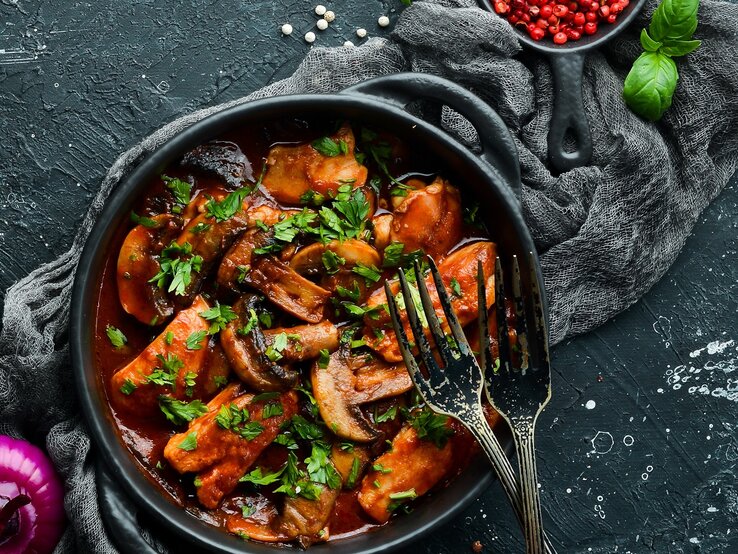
[1,1,737,553]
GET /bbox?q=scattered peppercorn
[597,374,604,382]
[493,0,630,43]
[472,540,483,553]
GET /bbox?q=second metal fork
[385,256,555,554]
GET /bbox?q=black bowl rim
[70,91,536,553]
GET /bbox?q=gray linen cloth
[1,0,737,551]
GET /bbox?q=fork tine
[426,257,472,356]
[527,252,551,366]
[494,256,512,372]
[396,268,441,375]
[511,255,530,371]
[384,281,435,402]
[477,259,493,373]
[413,259,455,364]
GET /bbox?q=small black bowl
[71,73,543,553]
[478,0,647,171]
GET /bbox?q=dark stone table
[1,1,736,552]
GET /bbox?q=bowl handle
[97,458,160,554]
[547,52,592,172]
[342,73,522,204]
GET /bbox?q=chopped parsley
[407,409,454,449]
[317,349,330,369]
[305,441,341,489]
[372,463,392,474]
[239,466,285,486]
[119,379,137,395]
[189,222,211,234]
[149,241,203,296]
[265,332,289,362]
[158,396,207,425]
[199,302,237,335]
[322,250,346,274]
[262,401,284,419]
[336,281,361,302]
[204,187,251,222]
[130,211,158,228]
[237,308,259,336]
[186,330,207,350]
[145,353,184,388]
[162,175,191,207]
[450,277,463,297]
[215,403,264,440]
[387,488,417,512]
[352,263,381,285]
[291,415,324,441]
[311,136,348,157]
[375,406,398,423]
[299,189,326,206]
[241,504,256,518]
[178,431,198,451]
[164,331,174,345]
[105,325,127,348]
[382,242,424,268]
[346,457,361,489]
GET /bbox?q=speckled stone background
[1,1,737,553]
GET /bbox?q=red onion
[0,436,65,554]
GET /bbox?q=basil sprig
[623,0,701,121]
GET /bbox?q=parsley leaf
[382,242,424,268]
[387,488,417,512]
[262,401,284,419]
[237,308,259,336]
[204,187,251,222]
[162,175,191,206]
[450,277,463,298]
[199,302,237,335]
[305,441,342,489]
[317,349,330,369]
[346,457,361,489]
[106,325,127,348]
[158,396,208,425]
[311,136,342,157]
[265,332,289,362]
[119,379,137,395]
[375,406,398,423]
[239,466,285,486]
[407,409,454,449]
[186,330,207,350]
[178,431,198,451]
[146,353,183,388]
[148,241,203,296]
[322,250,346,274]
[352,263,381,285]
[130,211,158,228]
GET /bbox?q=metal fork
[479,255,552,554]
[385,257,556,554]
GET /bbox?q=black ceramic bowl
[478,0,647,171]
[71,73,544,553]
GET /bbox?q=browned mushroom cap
[180,140,253,188]
[220,294,299,391]
[117,213,182,325]
[311,345,412,442]
[263,321,340,362]
[289,239,381,276]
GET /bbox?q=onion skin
[0,435,65,554]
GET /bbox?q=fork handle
[465,409,558,554]
[511,417,546,554]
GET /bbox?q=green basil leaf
[660,38,701,57]
[649,0,699,43]
[623,52,679,122]
[640,28,662,52]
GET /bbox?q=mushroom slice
[174,199,251,304]
[357,423,455,523]
[117,213,182,325]
[180,140,253,188]
[311,347,409,443]
[261,123,368,205]
[364,240,497,363]
[263,321,340,362]
[110,296,212,414]
[247,257,331,323]
[220,295,300,391]
[289,240,381,276]
[164,388,299,509]
[388,176,463,259]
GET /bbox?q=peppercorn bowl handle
[547,52,592,172]
[342,73,522,204]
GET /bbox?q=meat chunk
[263,321,340,362]
[164,388,298,509]
[261,124,368,205]
[357,424,454,523]
[364,241,496,363]
[110,296,212,414]
[116,214,182,325]
[388,177,463,260]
